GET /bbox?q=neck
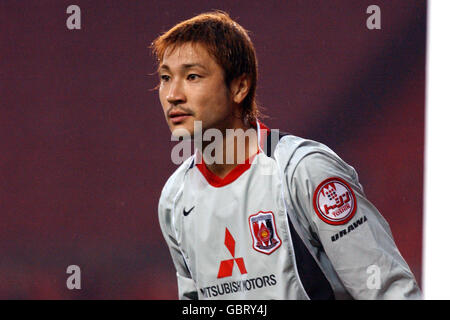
[199,119,259,179]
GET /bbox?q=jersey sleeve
[289,150,422,299]
[158,183,198,300]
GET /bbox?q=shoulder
[273,134,345,169]
[274,134,363,228]
[159,155,195,210]
[158,155,195,233]
[273,134,358,185]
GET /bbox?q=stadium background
[0,0,425,299]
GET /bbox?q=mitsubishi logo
[217,228,247,278]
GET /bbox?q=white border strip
[423,0,450,300]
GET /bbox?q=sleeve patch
[313,177,357,225]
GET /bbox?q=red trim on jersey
[257,121,270,132]
[196,120,268,188]
[196,150,260,187]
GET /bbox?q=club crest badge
[313,177,357,225]
[248,211,281,255]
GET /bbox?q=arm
[158,192,198,300]
[290,151,422,299]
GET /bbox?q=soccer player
[152,11,422,299]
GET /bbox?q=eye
[160,74,170,82]
[187,74,201,81]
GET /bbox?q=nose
[166,78,186,105]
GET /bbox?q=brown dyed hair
[150,11,260,124]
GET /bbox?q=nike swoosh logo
[183,206,195,216]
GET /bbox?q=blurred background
[0,0,425,299]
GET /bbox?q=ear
[230,74,251,105]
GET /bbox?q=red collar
[195,120,270,188]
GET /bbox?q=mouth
[168,110,192,124]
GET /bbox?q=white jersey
[158,121,422,300]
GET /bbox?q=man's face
[158,42,235,137]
